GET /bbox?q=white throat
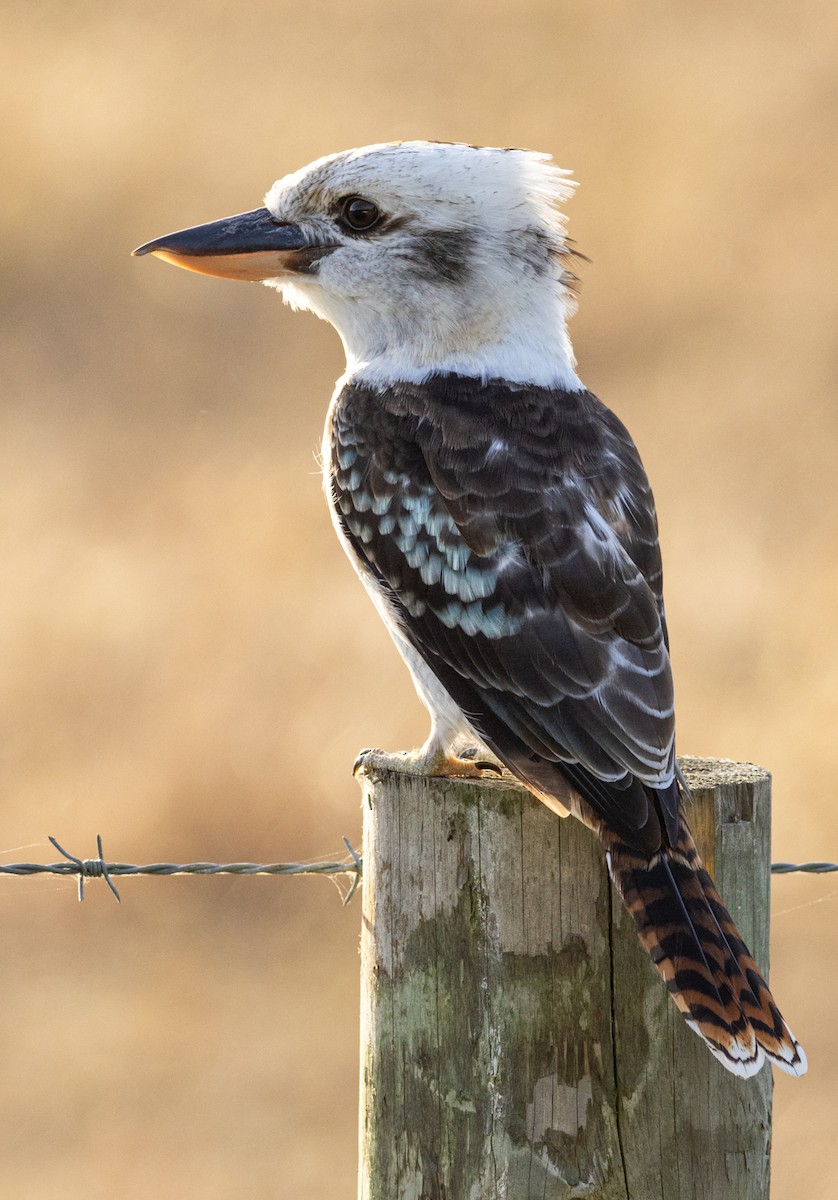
[281,272,583,391]
[343,300,582,390]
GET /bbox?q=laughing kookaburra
[134,140,805,1078]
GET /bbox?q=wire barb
[341,836,363,906]
[48,835,122,903]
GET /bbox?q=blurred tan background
[1,0,836,1195]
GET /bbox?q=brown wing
[330,375,676,849]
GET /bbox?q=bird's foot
[353,744,504,780]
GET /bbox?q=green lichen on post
[357,759,772,1200]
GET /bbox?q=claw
[352,748,376,776]
[472,760,504,775]
[457,746,504,775]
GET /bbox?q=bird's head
[134,141,581,387]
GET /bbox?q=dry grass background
[2,0,837,1195]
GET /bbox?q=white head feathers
[264,141,583,390]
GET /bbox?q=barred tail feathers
[603,823,807,1078]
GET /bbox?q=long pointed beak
[132,207,328,281]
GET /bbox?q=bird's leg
[353,734,505,781]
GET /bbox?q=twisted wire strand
[0,835,363,904]
[0,837,832,903]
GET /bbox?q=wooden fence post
[357,756,773,1199]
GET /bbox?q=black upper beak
[132,207,316,281]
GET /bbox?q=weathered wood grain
[357,757,772,1200]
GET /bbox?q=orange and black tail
[601,818,806,1077]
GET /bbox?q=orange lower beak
[132,208,332,282]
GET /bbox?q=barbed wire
[0,836,833,903]
[0,835,363,904]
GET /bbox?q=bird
[134,139,806,1078]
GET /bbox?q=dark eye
[339,196,382,232]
